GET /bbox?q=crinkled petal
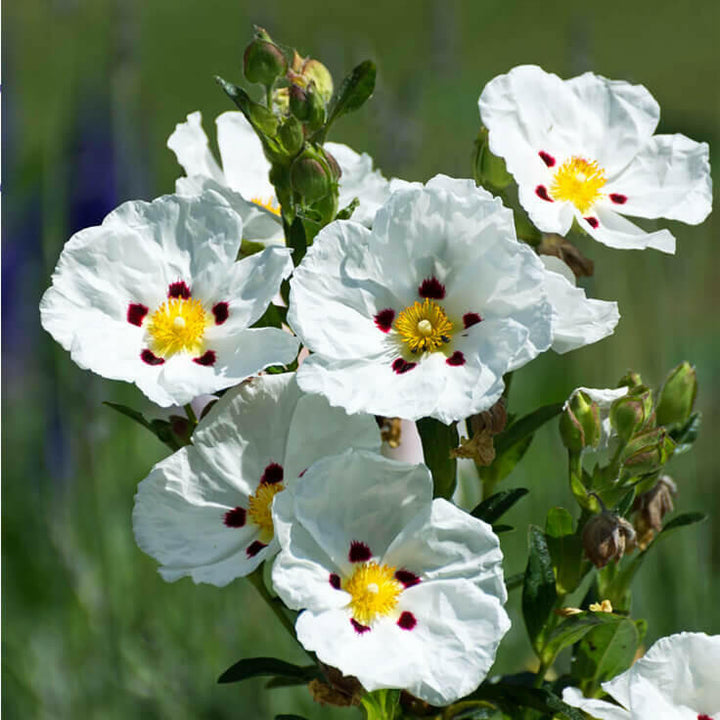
[541,256,619,353]
[384,499,507,602]
[167,111,224,183]
[608,134,712,224]
[587,207,676,254]
[215,111,274,200]
[562,687,630,719]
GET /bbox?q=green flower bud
[244,36,287,87]
[289,83,310,121]
[622,427,675,476]
[617,371,643,390]
[304,82,327,131]
[560,390,601,453]
[278,115,304,156]
[656,362,697,427]
[291,147,332,202]
[323,148,342,182]
[610,387,653,444]
[582,512,636,568]
[301,59,333,104]
[473,127,512,191]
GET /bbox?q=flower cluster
[40,31,715,717]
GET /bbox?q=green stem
[246,567,297,639]
[184,403,198,425]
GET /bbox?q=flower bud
[290,147,332,202]
[278,115,304,155]
[622,427,675,477]
[582,512,636,568]
[560,389,601,453]
[656,362,697,427]
[617,371,643,390]
[610,387,653,445]
[289,83,310,121]
[244,32,287,87]
[300,59,333,104]
[632,475,677,549]
[473,127,512,191]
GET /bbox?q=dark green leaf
[286,216,307,264]
[417,417,458,499]
[471,488,529,524]
[613,488,636,517]
[545,507,584,595]
[265,676,311,689]
[505,572,524,592]
[218,657,320,685]
[327,60,376,127]
[478,434,533,487]
[669,411,701,453]
[215,76,278,137]
[275,715,309,720]
[336,197,359,220]
[542,612,625,664]
[657,511,707,539]
[103,401,152,430]
[252,303,286,329]
[495,402,564,455]
[522,526,557,652]
[103,402,181,451]
[471,683,585,720]
[492,524,514,534]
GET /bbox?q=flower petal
[167,111,224,183]
[586,207,676,254]
[562,687,630,719]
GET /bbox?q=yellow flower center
[344,562,402,626]
[247,482,285,542]
[550,156,606,214]
[147,298,209,358]
[395,299,453,354]
[250,196,281,216]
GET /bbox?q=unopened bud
[632,475,677,549]
[278,115,304,155]
[610,387,653,445]
[290,147,332,202]
[622,427,675,477]
[289,83,310,121]
[323,148,342,182]
[560,389,601,453]
[656,362,697,427]
[582,512,636,568]
[300,59,333,103]
[473,128,512,191]
[617,371,643,390]
[244,33,287,86]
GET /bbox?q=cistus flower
[167,111,391,233]
[479,65,712,253]
[289,176,552,423]
[132,374,380,585]
[271,449,510,706]
[563,632,720,719]
[40,191,298,406]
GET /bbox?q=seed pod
[582,511,636,568]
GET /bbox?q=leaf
[492,524,514,534]
[215,76,278,138]
[478,434,533,486]
[217,657,320,685]
[657,511,707,539]
[103,401,152,430]
[275,715,309,720]
[252,303,286,329]
[495,402,564,455]
[505,572,524,592]
[471,683,585,720]
[360,689,401,720]
[545,507,584,595]
[417,417,458,499]
[286,216,307,264]
[542,612,626,665]
[471,488,529,524]
[669,411,701,453]
[612,488,636,517]
[326,60,376,127]
[571,618,639,690]
[522,526,557,653]
[103,402,181,451]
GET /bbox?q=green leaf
[470,683,585,720]
[285,216,307,264]
[326,60,376,127]
[443,700,502,719]
[336,197,360,220]
[478,434,533,487]
[613,488,636,517]
[471,488,529,524]
[669,411,701,453]
[275,715,309,720]
[522,526,557,653]
[252,303,286,329]
[542,612,626,665]
[505,572,524,592]
[215,75,278,138]
[217,657,320,685]
[492,524,514,534]
[417,417,458,499]
[103,402,181,451]
[360,689,401,720]
[545,507,584,595]
[103,401,152,430]
[571,618,639,691]
[495,402,564,455]
[657,511,707,539]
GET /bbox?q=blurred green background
[3,0,719,717]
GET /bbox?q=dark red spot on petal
[584,217,599,229]
[212,302,229,325]
[127,303,148,326]
[392,358,417,375]
[397,611,417,630]
[224,507,246,528]
[351,619,371,634]
[349,541,372,563]
[141,349,165,366]
[374,308,395,333]
[193,350,217,366]
[610,193,627,205]
[298,468,307,477]
[463,312,482,329]
[395,570,421,588]
[698,716,712,720]
[260,462,284,485]
[246,540,267,558]
[536,185,553,202]
[168,281,191,299]
[329,573,341,589]
[446,351,466,366]
[418,277,446,300]
[539,151,555,167]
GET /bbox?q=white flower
[40,191,298,406]
[167,111,391,238]
[132,373,380,585]
[563,632,720,719]
[289,176,552,423]
[479,65,712,254]
[271,448,510,706]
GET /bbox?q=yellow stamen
[343,562,402,626]
[550,157,606,213]
[250,196,281,216]
[247,482,285,542]
[589,599,613,613]
[395,299,453,355]
[147,298,209,357]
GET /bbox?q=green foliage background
[3,1,719,717]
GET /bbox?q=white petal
[215,111,274,200]
[608,134,712,224]
[384,499,507,602]
[167,111,224,183]
[541,256,620,353]
[587,208,676,254]
[562,687,630,719]
[326,141,391,226]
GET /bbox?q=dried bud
[582,512,636,568]
[633,475,677,549]
[610,387,653,444]
[560,389,601,453]
[244,33,287,87]
[376,416,402,449]
[451,399,507,466]
[656,362,697,427]
[309,664,363,707]
[537,234,594,278]
[622,427,675,477]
